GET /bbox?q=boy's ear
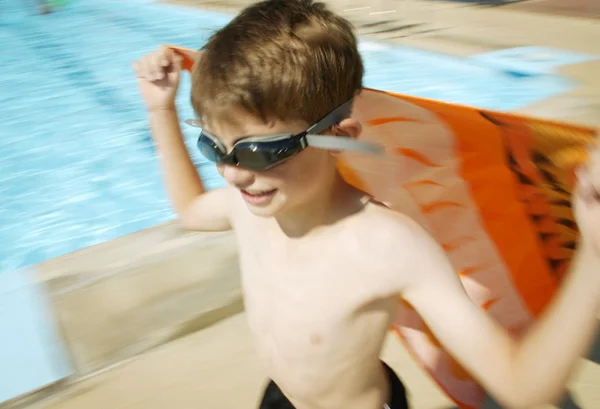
[328,118,363,158]
[335,118,362,139]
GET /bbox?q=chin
[245,204,280,218]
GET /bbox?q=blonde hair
[191,0,363,126]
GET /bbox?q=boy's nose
[220,164,254,188]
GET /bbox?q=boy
[132,1,600,408]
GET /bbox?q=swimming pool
[0,0,576,273]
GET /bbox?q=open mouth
[240,189,277,205]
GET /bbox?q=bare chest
[234,227,396,392]
[238,238,365,329]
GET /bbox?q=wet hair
[190,0,363,126]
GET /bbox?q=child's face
[204,109,340,218]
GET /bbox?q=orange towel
[169,45,597,409]
[168,45,199,72]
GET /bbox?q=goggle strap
[185,118,202,127]
[305,134,383,155]
[307,99,354,134]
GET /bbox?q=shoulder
[358,201,431,250]
[344,202,431,291]
[350,201,453,293]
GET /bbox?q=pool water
[0,0,576,273]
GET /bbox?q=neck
[275,172,366,238]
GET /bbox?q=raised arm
[149,108,233,231]
[397,160,600,408]
[133,47,232,232]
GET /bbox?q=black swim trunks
[258,361,409,409]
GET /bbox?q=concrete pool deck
[6,1,600,409]
[167,0,600,127]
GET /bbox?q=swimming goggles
[184,99,382,171]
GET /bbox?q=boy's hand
[574,142,600,257]
[132,46,183,112]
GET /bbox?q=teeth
[245,190,273,196]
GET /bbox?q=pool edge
[1,222,244,408]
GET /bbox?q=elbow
[495,344,568,409]
[503,403,529,409]
[498,394,538,409]
[502,397,561,409]
[498,385,567,409]
[525,392,568,409]
[174,199,206,231]
[176,208,200,231]
[501,403,526,409]
[496,391,529,409]
[500,399,533,409]
[177,215,199,231]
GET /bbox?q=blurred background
[1,1,599,409]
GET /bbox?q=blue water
[0,0,576,273]
[470,46,599,76]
